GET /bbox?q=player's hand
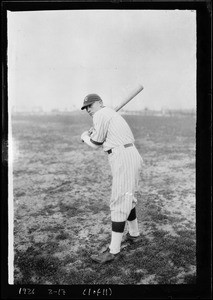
[81,131,89,142]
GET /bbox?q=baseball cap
[81,94,102,110]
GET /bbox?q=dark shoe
[123,232,142,243]
[91,248,120,264]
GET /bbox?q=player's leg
[91,151,125,263]
[109,221,125,254]
[123,147,142,241]
[127,207,140,237]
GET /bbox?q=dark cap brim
[81,104,89,110]
[81,100,98,110]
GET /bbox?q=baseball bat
[114,83,144,112]
[88,83,144,135]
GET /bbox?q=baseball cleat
[123,232,142,243]
[91,248,120,264]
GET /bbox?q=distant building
[120,108,196,117]
[11,105,44,115]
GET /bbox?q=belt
[107,143,133,154]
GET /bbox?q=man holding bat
[81,87,143,264]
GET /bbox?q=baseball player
[81,94,143,264]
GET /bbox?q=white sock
[128,218,140,237]
[109,231,123,254]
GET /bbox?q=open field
[11,113,196,285]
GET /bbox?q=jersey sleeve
[90,111,108,145]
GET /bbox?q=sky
[8,9,196,112]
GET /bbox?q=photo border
[1,1,212,299]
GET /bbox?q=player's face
[86,101,101,117]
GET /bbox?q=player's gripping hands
[81,131,89,142]
[81,130,100,149]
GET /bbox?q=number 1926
[19,288,35,295]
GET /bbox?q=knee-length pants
[108,144,143,222]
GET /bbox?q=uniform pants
[108,144,143,222]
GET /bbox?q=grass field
[11,113,196,285]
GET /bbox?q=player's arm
[81,131,103,149]
[81,113,106,149]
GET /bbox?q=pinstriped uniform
[90,107,143,222]
[91,107,134,150]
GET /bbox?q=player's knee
[127,207,136,221]
[112,221,125,233]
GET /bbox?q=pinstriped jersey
[90,107,135,151]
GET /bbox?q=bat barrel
[115,84,144,112]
